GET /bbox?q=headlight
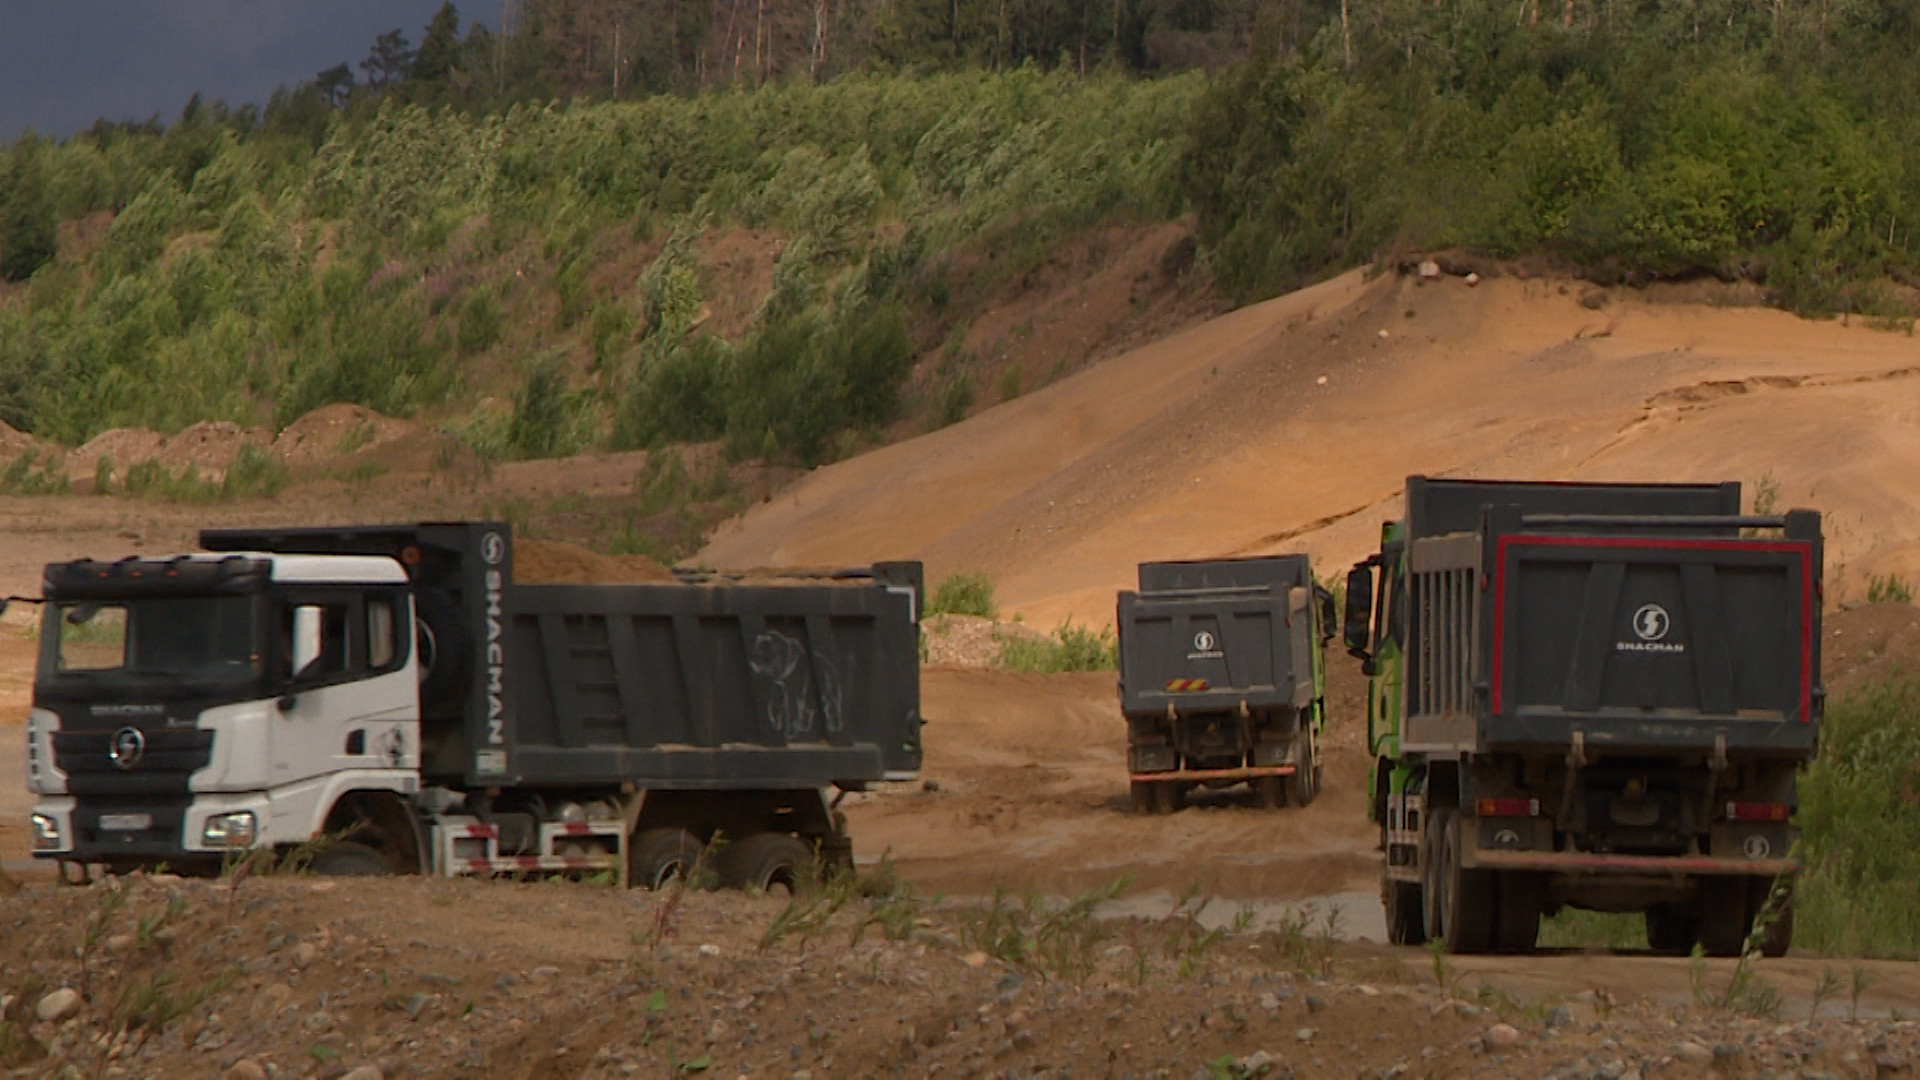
[30,813,62,852]
[201,811,257,848]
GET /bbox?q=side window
[367,596,403,671]
[286,601,352,683]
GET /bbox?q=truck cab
[29,553,422,875]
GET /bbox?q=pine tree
[0,137,57,282]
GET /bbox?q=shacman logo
[1633,604,1671,641]
[108,726,145,770]
[483,530,507,747]
[1193,631,1215,652]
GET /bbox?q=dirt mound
[1825,601,1920,700]
[513,538,677,584]
[271,403,421,471]
[921,614,1049,668]
[0,420,48,461]
[67,427,166,472]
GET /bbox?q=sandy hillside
[702,269,1920,626]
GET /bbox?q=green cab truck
[1344,477,1820,954]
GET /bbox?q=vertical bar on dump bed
[605,614,650,747]
[537,612,588,749]
[1681,563,1735,715]
[672,613,713,749]
[1564,561,1625,713]
[805,614,843,741]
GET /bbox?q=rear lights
[1474,797,1540,818]
[1726,801,1792,822]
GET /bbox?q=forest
[1,0,1918,455]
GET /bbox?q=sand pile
[513,539,678,584]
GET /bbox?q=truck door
[272,591,416,785]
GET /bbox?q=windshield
[50,596,261,683]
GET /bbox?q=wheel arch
[319,787,425,873]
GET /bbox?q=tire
[310,840,392,877]
[1253,775,1288,810]
[1695,877,1754,957]
[723,833,819,895]
[1494,872,1543,953]
[1425,809,1495,953]
[629,828,706,890]
[1284,726,1319,808]
[1149,780,1184,815]
[1384,879,1427,946]
[1644,903,1700,955]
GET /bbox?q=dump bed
[1117,556,1316,718]
[1396,480,1821,757]
[201,523,923,789]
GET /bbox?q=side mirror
[1343,563,1375,659]
[291,605,324,680]
[1314,584,1337,646]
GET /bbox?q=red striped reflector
[1726,801,1791,822]
[1474,797,1540,818]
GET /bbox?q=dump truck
[1343,477,1820,954]
[1117,556,1334,814]
[25,522,922,890]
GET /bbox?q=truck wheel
[1130,781,1157,814]
[629,828,706,890]
[1384,880,1427,946]
[1695,878,1754,957]
[1253,775,1288,810]
[1644,904,1699,955]
[1284,729,1319,807]
[1147,781,1183,815]
[724,833,819,895]
[310,840,391,876]
[1425,809,1495,953]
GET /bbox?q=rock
[37,988,82,1023]
[697,944,721,957]
[1418,260,1441,279]
[1675,1042,1713,1066]
[1712,1043,1743,1061]
[1357,985,1380,997]
[922,779,941,793]
[1305,995,1328,1013]
[1465,273,1482,286]
[1295,1028,1317,1043]
[341,1067,384,1080]
[964,952,989,968]
[1548,1005,1575,1028]
[1596,1060,1626,1079]
[1260,995,1282,1012]
[292,942,319,969]
[531,966,562,978]
[1484,1024,1522,1051]
[223,1062,268,1080]
[1874,1053,1909,1073]
[1242,1050,1277,1074]
[1377,329,1391,339]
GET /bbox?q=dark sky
[0,1,480,142]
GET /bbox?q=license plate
[98,814,151,832]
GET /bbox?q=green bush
[928,571,997,619]
[457,287,502,354]
[1795,677,1920,958]
[994,620,1117,673]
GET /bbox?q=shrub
[994,620,1117,673]
[1795,677,1920,958]
[929,571,997,619]
[457,287,502,354]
